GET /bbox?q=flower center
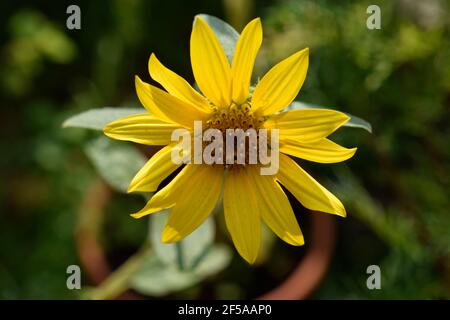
[204,101,264,168]
[205,101,262,132]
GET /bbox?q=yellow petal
[223,168,260,264]
[277,154,346,217]
[264,108,350,142]
[280,138,357,163]
[148,53,210,113]
[162,165,223,242]
[135,76,207,128]
[247,166,304,246]
[103,113,181,146]
[191,17,232,107]
[252,48,309,116]
[128,143,184,193]
[231,18,262,104]
[131,164,199,218]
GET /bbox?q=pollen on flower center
[204,101,264,168]
[205,101,261,131]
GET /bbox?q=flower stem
[87,245,152,300]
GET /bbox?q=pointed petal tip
[135,75,149,88]
[148,53,159,68]
[130,213,143,219]
[242,252,258,265]
[314,207,346,218]
[295,48,309,63]
[127,183,157,194]
[298,47,309,56]
[127,179,153,193]
[102,121,120,135]
[284,234,305,246]
[102,125,110,134]
[148,53,156,70]
[250,17,261,26]
[193,15,206,26]
[294,47,309,57]
[134,74,142,85]
[301,48,309,58]
[343,112,351,122]
[322,199,347,217]
[130,206,162,219]
[338,206,347,217]
[236,244,259,265]
[245,17,262,36]
[331,205,347,218]
[241,17,261,31]
[127,185,136,193]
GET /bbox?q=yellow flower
[104,17,356,263]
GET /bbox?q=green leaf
[286,101,373,133]
[130,245,231,297]
[84,136,147,192]
[196,14,239,64]
[63,107,146,131]
[149,210,215,271]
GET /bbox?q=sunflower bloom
[104,17,356,263]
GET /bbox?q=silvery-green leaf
[63,107,146,131]
[286,101,373,133]
[130,244,231,297]
[149,210,215,271]
[84,136,146,192]
[195,14,239,64]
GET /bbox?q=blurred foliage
[0,0,449,299]
[84,136,147,193]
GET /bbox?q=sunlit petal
[135,76,208,128]
[280,138,357,163]
[162,165,223,242]
[248,166,304,246]
[103,113,181,146]
[252,48,309,115]
[190,17,232,107]
[149,53,210,112]
[231,18,262,104]
[264,108,350,142]
[277,154,346,217]
[131,164,200,218]
[223,168,260,264]
[128,143,184,193]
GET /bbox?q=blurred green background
[1,0,449,299]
